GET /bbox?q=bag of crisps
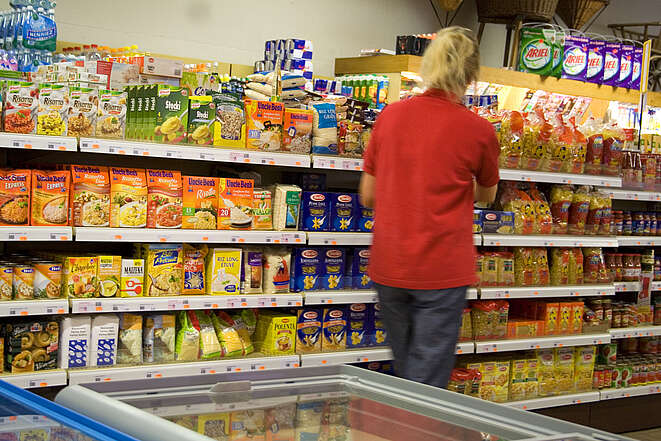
[529,184,552,234]
[549,185,574,234]
[498,111,524,169]
[599,194,612,236]
[568,186,591,235]
[580,117,604,175]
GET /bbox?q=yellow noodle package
[554,347,575,395]
[509,358,528,401]
[537,348,555,397]
[574,346,596,393]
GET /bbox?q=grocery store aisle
[623,428,661,441]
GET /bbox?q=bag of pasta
[494,300,509,339]
[568,120,587,174]
[550,248,570,286]
[498,111,523,169]
[599,194,612,236]
[574,346,596,393]
[537,349,555,397]
[521,111,553,171]
[583,248,610,284]
[481,252,498,287]
[585,190,608,235]
[529,184,552,234]
[567,186,591,235]
[471,301,497,341]
[549,185,574,234]
[533,247,549,286]
[568,248,584,285]
[542,115,571,173]
[501,184,535,235]
[602,121,624,176]
[497,252,515,286]
[581,117,604,175]
[514,247,535,286]
[459,308,472,342]
[554,347,575,395]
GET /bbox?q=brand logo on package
[587,50,603,78]
[351,304,367,312]
[522,41,552,69]
[329,310,343,318]
[337,194,352,203]
[303,311,318,320]
[311,193,325,202]
[619,55,632,80]
[485,213,497,221]
[563,47,587,75]
[302,249,318,259]
[358,249,370,258]
[604,52,619,80]
[327,250,342,259]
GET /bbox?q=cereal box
[154,85,189,144]
[110,168,147,228]
[70,165,110,227]
[252,188,272,230]
[37,83,69,136]
[218,178,254,230]
[143,244,183,296]
[63,256,98,298]
[211,92,246,148]
[245,99,284,151]
[146,169,183,229]
[347,303,369,349]
[120,258,144,297]
[330,193,358,232]
[322,307,347,352]
[368,303,387,346]
[254,311,296,356]
[0,169,31,226]
[296,307,322,354]
[282,108,313,153]
[4,81,37,134]
[187,95,215,145]
[97,89,127,139]
[183,244,208,295]
[68,85,97,137]
[30,170,70,226]
[182,175,219,230]
[206,248,242,294]
[350,247,372,290]
[290,248,322,292]
[271,184,301,231]
[321,248,345,290]
[97,256,121,298]
[357,203,374,232]
[300,191,330,231]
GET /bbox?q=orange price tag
[8,416,16,421]
[535,345,540,349]
[329,163,335,168]
[243,159,251,163]
[39,382,48,387]
[235,368,241,372]
[273,239,280,243]
[321,360,328,364]
[505,294,510,298]
[567,180,572,184]
[159,237,167,242]
[154,373,162,378]
[259,366,265,370]
[92,144,100,149]
[293,363,300,368]
[533,291,539,296]
[118,150,126,155]
[142,151,150,156]
[212,303,218,308]
[522,405,528,410]
[238,238,245,243]
[576,399,581,403]
[295,161,302,166]
[60,235,67,240]
[19,311,28,316]
[24,144,32,149]
[241,302,247,307]
[331,240,337,245]
[362,358,368,362]
[457,349,463,354]
[295,238,302,243]
[295,302,302,306]
[495,242,501,246]
[598,340,602,344]
[271,302,277,307]
[19,236,27,241]
[548,242,554,246]
[95,306,102,311]
[57,308,65,314]
[114,235,123,240]
[183,304,190,309]
[268,160,275,165]
[58,146,66,151]
[626,393,630,397]
[103,378,111,382]
[327,300,333,304]
[558,343,564,347]
[202,236,209,241]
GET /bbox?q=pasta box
[290,247,322,292]
[357,203,374,232]
[473,210,483,234]
[481,210,514,234]
[330,193,358,232]
[321,248,345,290]
[300,191,330,231]
[368,303,388,346]
[296,307,322,354]
[350,247,372,290]
[347,303,369,349]
[322,306,347,352]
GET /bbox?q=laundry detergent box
[321,248,346,290]
[603,42,621,86]
[586,38,605,84]
[561,35,588,81]
[300,191,330,231]
[290,247,322,292]
[330,192,358,232]
[368,303,388,346]
[296,306,322,354]
[154,85,189,144]
[350,247,372,290]
[347,303,370,349]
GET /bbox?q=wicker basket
[556,0,609,29]
[476,0,559,22]
[437,0,464,11]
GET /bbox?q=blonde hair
[420,26,480,98]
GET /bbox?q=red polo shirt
[363,89,499,289]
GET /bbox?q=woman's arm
[359,172,376,208]
[474,179,498,204]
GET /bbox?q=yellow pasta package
[574,346,596,393]
[525,357,539,399]
[509,358,528,401]
[537,349,555,397]
[197,413,230,439]
[554,347,575,395]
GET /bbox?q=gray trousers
[375,283,467,389]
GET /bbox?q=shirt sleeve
[475,124,500,187]
[363,117,381,176]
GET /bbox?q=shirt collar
[421,88,460,103]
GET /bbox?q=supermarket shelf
[70,294,302,313]
[499,169,621,187]
[606,189,661,202]
[479,285,614,299]
[609,326,661,339]
[0,370,68,389]
[306,232,372,246]
[312,155,363,171]
[474,333,611,354]
[482,234,618,248]
[0,133,77,151]
[0,299,68,317]
[304,290,378,305]
[74,227,305,244]
[614,282,641,292]
[300,348,394,367]
[79,138,310,168]
[507,392,600,411]
[67,355,301,385]
[473,234,481,246]
[0,226,72,241]
[456,342,474,355]
[616,236,661,246]
[600,384,661,400]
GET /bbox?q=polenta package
[187,95,214,145]
[30,170,70,226]
[218,178,254,230]
[183,244,208,295]
[182,175,218,230]
[97,255,121,298]
[143,244,183,296]
[117,313,142,365]
[271,184,301,231]
[143,314,175,364]
[62,256,98,298]
[296,307,322,354]
[70,165,110,227]
[154,85,189,144]
[4,81,37,134]
[330,193,358,232]
[97,89,127,139]
[245,99,284,151]
[254,311,296,356]
[110,167,147,228]
[0,169,31,226]
[146,169,183,229]
[252,188,272,230]
[321,248,345,290]
[37,83,69,136]
[322,306,347,352]
[68,85,97,137]
[282,108,313,153]
[291,248,322,292]
[212,92,246,148]
[347,303,369,349]
[205,248,242,294]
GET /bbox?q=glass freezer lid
[56,366,633,441]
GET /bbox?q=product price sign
[229,152,251,163]
[145,371,163,379]
[10,138,31,149]
[8,307,28,316]
[165,150,184,159]
[6,231,28,241]
[28,379,48,388]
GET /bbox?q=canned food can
[12,264,34,300]
[33,261,62,299]
[593,367,604,389]
[0,263,12,300]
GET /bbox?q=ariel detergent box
[518,27,556,76]
[603,42,621,86]
[561,35,588,81]
[586,39,605,84]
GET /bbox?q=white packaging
[90,314,119,367]
[58,316,91,369]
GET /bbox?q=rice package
[296,307,322,354]
[205,248,242,294]
[142,314,175,363]
[117,313,142,364]
[321,248,345,290]
[300,191,330,231]
[311,102,338,154]
[291,248,322,292]
[263,249,291,294]
[282,108,313,153]
[271,184,301,231]
[182,244,208,295]
[347,303,369,349]
[90,314,119,367]
[245,99,284,151]
[330,193,358,232]
[350,247,372,290]
[175,310,200,361]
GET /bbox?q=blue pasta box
[351,247,372,290]
[368,303,388,346]
[482,210,514,234]
[357,203,374,232]
[322,306,347,351]
[321,248,346,290]
[473,210,483,234]
[290,247,322,292]
[347,303,370,348]
[296,307,322,354]
[330,193,358,232]
[300,191,330,231]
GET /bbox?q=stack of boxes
[257,38,313,81]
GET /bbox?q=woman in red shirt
[360,27,499,388]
